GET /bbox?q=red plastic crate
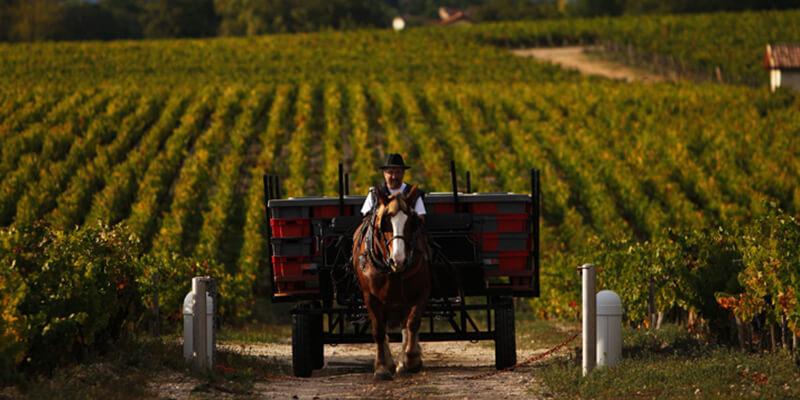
[479,214,529,233]
[497,251,529,271]
[470,202,529,215]
[432,203,455,214]
[270,218,311,238]
[471,203,497,214]
[479,233,530,252]
[483,251,530,272]
[312,205,353,218]
[496,215,528,232]
[271,255,317,281]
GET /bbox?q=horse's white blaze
[390,211,408,269]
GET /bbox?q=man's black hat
[379,153,411,170]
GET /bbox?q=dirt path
[151,341,561,399]
[512,46,665,83]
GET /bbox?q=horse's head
[375,188,419,273]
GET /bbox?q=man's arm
[414,197,426,222]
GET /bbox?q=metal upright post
[580,263,596,377]
[531,169,541,297]
[338,163,344,215]
[265,175,275,298]
[450,160,459,209]
[192,277,211,372]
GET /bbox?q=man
[361,153,426,218]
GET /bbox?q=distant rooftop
[438,7,471,25]
[764,44,800,69]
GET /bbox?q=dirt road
[512,46,665,83]
[151,341,561,399]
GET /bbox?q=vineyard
[476,9,800,85]
[2,10,799,88]
[2,9,800,377]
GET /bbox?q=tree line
[0,0,797,42]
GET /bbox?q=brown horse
[352,186,431,380]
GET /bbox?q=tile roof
[765,44,800,69]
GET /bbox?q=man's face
[383,167,404,189]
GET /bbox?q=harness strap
[359,185,428,275]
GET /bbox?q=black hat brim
[379,165,411,170]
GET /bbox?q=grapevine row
[124,88,217,248]
[85,91,192,226]
[151,87,244,256]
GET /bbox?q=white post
[596,290,623,368]
[580,263,596,376]
[191,276,214,372]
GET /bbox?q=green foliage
[737,205,800,331]
[540,325,800,399]
[0,223,142,377]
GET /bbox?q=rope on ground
[465,330,581,380]
[262,330,581,382]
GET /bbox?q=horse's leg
[397,305,424,374]
[383,333,396,374]
[368,296,394,380]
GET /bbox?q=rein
[360,190,420,274]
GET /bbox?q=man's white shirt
[360,182,427,216]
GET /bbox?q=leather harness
[357,185,425,274]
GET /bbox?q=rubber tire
[292,311,314,377]
[494,297,517,370]
[312,312,324,369]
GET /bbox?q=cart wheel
[292,311,314,377]
[494,296,517,370]
[312,311,324,369]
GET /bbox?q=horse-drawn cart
[265,163,541,377]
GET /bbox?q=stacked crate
[424,193,535,293]
[269,202,318,297]
[269,198,360,299]
[468,196,533,292]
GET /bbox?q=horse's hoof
[397,360,422,374]
[373,370,394,381]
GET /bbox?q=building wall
[782,70,800,91]
[771,69,781,92]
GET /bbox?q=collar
[384,182,406,195]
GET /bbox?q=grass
[5,319,799,399]
[516,317,581,351]
[538,324,800,399]
[4,324,291,399]
[217,323,291,344]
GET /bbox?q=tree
[7,0,63,41]
[215,0,393,35]
[469,0,564,22]
[141,0,218,38]
[99,0,144,39]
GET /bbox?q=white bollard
[596,290,622,368]
[580,263,596,377]
[182,277,215,370]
